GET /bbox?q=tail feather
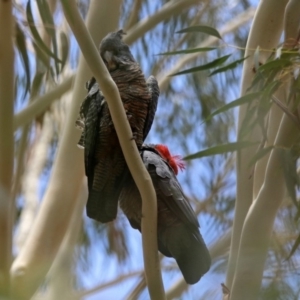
[159,224,211,284]
[86,190,119,223]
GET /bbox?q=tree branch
[10,1,122,299]
[230,113,300,299]
[14,75,74,131]
[0,0,14,296]
[60,1,165,299]
[225,0,289,291]
[124,0,201,45]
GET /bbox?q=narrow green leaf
[170,54,231,76]
[31,72,45,98]
[26,0,62,63]
[157,47,216,55]
[36,0,60,75]
[209,56,249,76]
[184,141,259,160]
[253,46,260,72]
[32,41,49,68]
[248,145,274,167]
[259,59,292,72]
[287,233,300,260]
[59,32,69,73]
[204,92,261,123]
[279,149,298,207]
[15,23,31,99]
[176,25,222,39]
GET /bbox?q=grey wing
[76,78,102,148]
[143,76,159,140]
[143,149,199,229]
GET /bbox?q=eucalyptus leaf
[26,0,62,63]
[170,54,231,76]
[176,25,222,39]
[209,56,249,76]
[204,92,261,123]
[157,47,216,55]
[184,141,259,160]
[15,23,31,99]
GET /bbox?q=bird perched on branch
[119,144,211,284]
[76,29,159,223]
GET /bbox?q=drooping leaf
[15,23,31,99]
[170,54,231,76]
[31,72,45,98]
[204,92,261,123]
[59,31,69,73]
[26,0,62,63]
[32,41,49,68]
[258,58,292,73]
[253,46,260,73]
[176,25,222,39]
[36,0,60,75]
[209,56,249,76]
[287,233,300,260]
[184,141,259,160]
[157,47,216,55]
[279,148,298,207]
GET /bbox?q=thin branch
[78,270,144,298]
[14,75,74,131]
[10,1,122,299]
[126,276,147,300]
[124,0,201,45]
[124,0,142,31]
[0,1,14,296]
[15,114,53,251]
[43,180,86,300]
[157,7,256,92]
[60,1,165,299]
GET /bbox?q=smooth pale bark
[14,75,74,130]
[225,0,288,291]
[10,1,122,299]
[15,114,54,251]
[0,0,14,296]
[230,113,300,299]
[60,1,165,299]
[43,181,87,300]
[230,1,300,298]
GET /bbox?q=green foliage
[176,25,222,40]
[170,54,231,76]
[184,141,258,160]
